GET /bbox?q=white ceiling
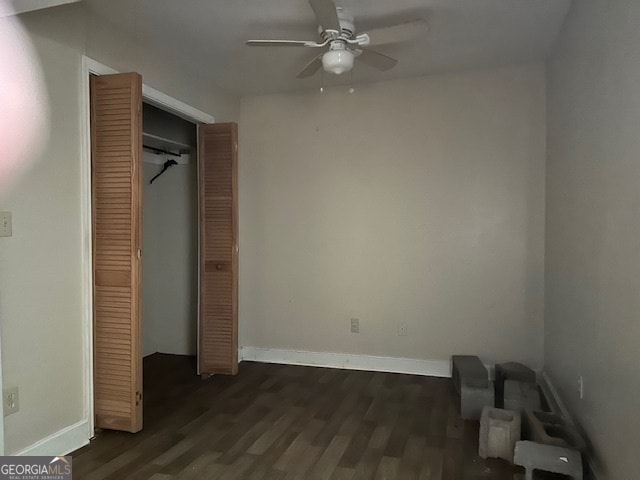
[3,0,79,16]
[85,0,572,96]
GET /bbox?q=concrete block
[504,380,540,413]
[495,362,536,408]
[461,379,495,420]
[451,355,488,394]
[479,407,521,463]
[524,410,587,452]
[514,440,582,480]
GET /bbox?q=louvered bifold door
[90,73,143,432]
[199,122,239,375]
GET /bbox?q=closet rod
[143,144,182,157]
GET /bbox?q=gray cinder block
[524,410,587,452]
[451,355,494,420]
[451,355,488,394]
[478,407,521,463]
[504,380,541,413]
[495,362,536,408]
[514,440,583,480]
[461,379,495,420]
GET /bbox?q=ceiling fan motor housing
[319,8,354,40]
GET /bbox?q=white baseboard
[540,372,601,480]
[12,420,90,456]
[240,347,451,378]
[540,371,573,422]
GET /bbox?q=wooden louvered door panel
[91,73,143,432]
[199,123,238,375]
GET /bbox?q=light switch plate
[0,211,11,237]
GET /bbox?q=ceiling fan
[246,0,429,78]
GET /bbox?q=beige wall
[239,65,546,367]
[545,1,640,478]
[0,4,238,454]
[142,162,198,357]
[0,5,85,455]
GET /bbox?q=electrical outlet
[3,387,19,416]
[350,318,359,334]
[398,322,408,336]
[0,211,11,237]
[578,375,584,400]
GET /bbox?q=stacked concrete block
[452,355,489,394]
[495,362,536,408]
[503,380,541,413]
[524,410,587,452]
[461,379,495,420]
[451,355,495,420]
[478,406,521,463]
[514,440,583,480]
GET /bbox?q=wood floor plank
[217,454,257,480]
[174,452,220,480]
[272,419,324,472]
[367,425,392,451]
[383,414,412,458]
[82,449,141,480]
[352,447,383,479]
[246,407,303,455]
[338,421,377,469]
[71,354,518,480]
[308,435,351,480]
[330,466,355,480]
[374,456,400,480]
[419,446,444,480]
[397,436,427,480]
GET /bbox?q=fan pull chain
[348,67,355,94]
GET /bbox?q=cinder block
[524,410,587,452]
[504,380,540,413]
[495,362,536,408]
[451,355,488,394]
[514,440,582,480]
[478,407,521,463]
[461,379,495,420]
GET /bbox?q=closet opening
[141,103,201,399]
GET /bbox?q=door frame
[80,56,214,436]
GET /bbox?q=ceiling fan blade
[363,19,429,47]
[246,39,320,47]
[356,48,398,71]
[297,55,323,78]
[308,0,341,32]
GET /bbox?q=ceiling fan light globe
[322,49,354,75]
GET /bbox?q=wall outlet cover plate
[0,211,12,237]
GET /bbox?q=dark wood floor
[72,354,519,479]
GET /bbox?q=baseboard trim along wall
[540,372,601,480]
[13,420,89,456]
[240,347,451,377]
[539,371,573,424]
